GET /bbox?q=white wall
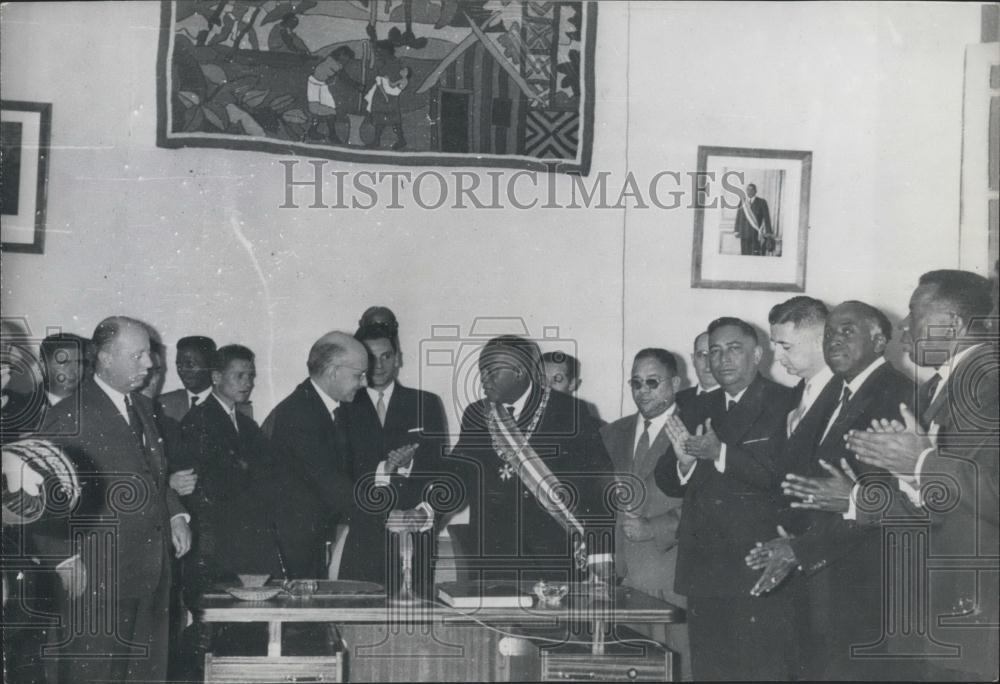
[0,1,980,427]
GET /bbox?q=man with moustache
[654,317,795,681]
[29,316,191,683]
[674,331,720,409]
[449,335,615,585]
[846,270,998,681]
[750,301,914,680]
[264,331,369,579]
[601,348,690,680]
[339,322,449,595]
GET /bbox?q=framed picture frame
[691,146,812,292]
[1,100,52,254]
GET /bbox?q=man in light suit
[339,322,449,595]
[848,270,998,681]
[601,347,689,680]
[263,331,369,579]
[734,183,773,256]
[30,316,191,683]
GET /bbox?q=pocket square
[742,437,770,445]
[407,427,423,433]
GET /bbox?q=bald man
[30,316,190,684]
[264,332,369,578]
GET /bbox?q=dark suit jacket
[787,361,914,679]
[338,383,449,584]
[674,386,720,413]
[655,373,795,598]
[601,412,684,605]
[450,387,616,580]
[735,196,772,239]
[159,388,253,425]
[175,396,283,589]
[29,378,185,599]
[262,379,355,579]
[858,345,999,679]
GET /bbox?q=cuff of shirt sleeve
[898,478,923,508]
[913,447,934,487]
[842,483,859,520]
[677,460,698,484]
[375,461,391,486]
[171,513,191,524]
[415,502,434,532]
[56,554,80,570]
[714,443,727,473]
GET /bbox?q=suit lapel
[634,429,668,480]
[718,375,767,443]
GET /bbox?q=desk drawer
[204,655,343,683]
[541,649,672,681]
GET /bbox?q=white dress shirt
[310,378,340,416]
[787,366,835,437]
[633,403,675,456]
[187,387,213,408]
[819,357,886,444]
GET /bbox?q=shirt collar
[725,385,749,404]
[697,384,716,395]
[94,373,129,420]
[507,382,533,418]
[367,381,395,406]
[804,366,835,399]
[211,392,236,414]
[46,391,67,407]
[637,402,676,436]
[189,387,212,404]
[934,344,984,390]
[843,356,886,394]
[310,378,340,415]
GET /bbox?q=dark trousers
[687,593,796,681]
[740,232,761,255]
[48,568,170,683]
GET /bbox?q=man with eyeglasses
[601,348,690,680]
[674,332,719,410]
[263,331,369,579]
[655,316,796,681]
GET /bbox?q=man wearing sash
[449,336,615,585]
[735,184,773,256]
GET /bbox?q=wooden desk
[200,584,680,682]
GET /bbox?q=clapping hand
[782,458,858,513]
[845,404,929,482]
[683,418,722,462]
[746,526,797,597]
[387,443,418,471]
[664,415,696,471]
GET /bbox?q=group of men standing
[2,268,997,683]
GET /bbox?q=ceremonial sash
[489,403,589,567]
[741,198,763,234]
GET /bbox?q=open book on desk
[437,581,533,608]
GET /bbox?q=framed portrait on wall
[691,146,812,292]
[1,100,51,254]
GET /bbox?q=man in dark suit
[655,316,796,680]
[263,331,369,579]
[29,316,191,683]
[173,344,283,677]
[752,301,914,679]
[158,335,217,423]
[601,348,689,680]
[847,270,998,681]
[339,323,449,595]
[674,331,719,410]
[449,335,615,584]
[542,350,604,424]
[734,183,773,256]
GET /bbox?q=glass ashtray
[532,581,569,607]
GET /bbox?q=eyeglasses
[629,378,666,391]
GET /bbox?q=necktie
[919,373,942,430]
[839,386,853,415]
[190,394,200,410]
[634,419,652,463]
[727,398,736,412]
[229,408,239,432]
[125,394,146,449]
[505,404,517,421]
[376,391,387,426]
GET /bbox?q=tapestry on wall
[156,1,596,174]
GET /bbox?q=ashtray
[532,581,569,607]
[282,579,319,598]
